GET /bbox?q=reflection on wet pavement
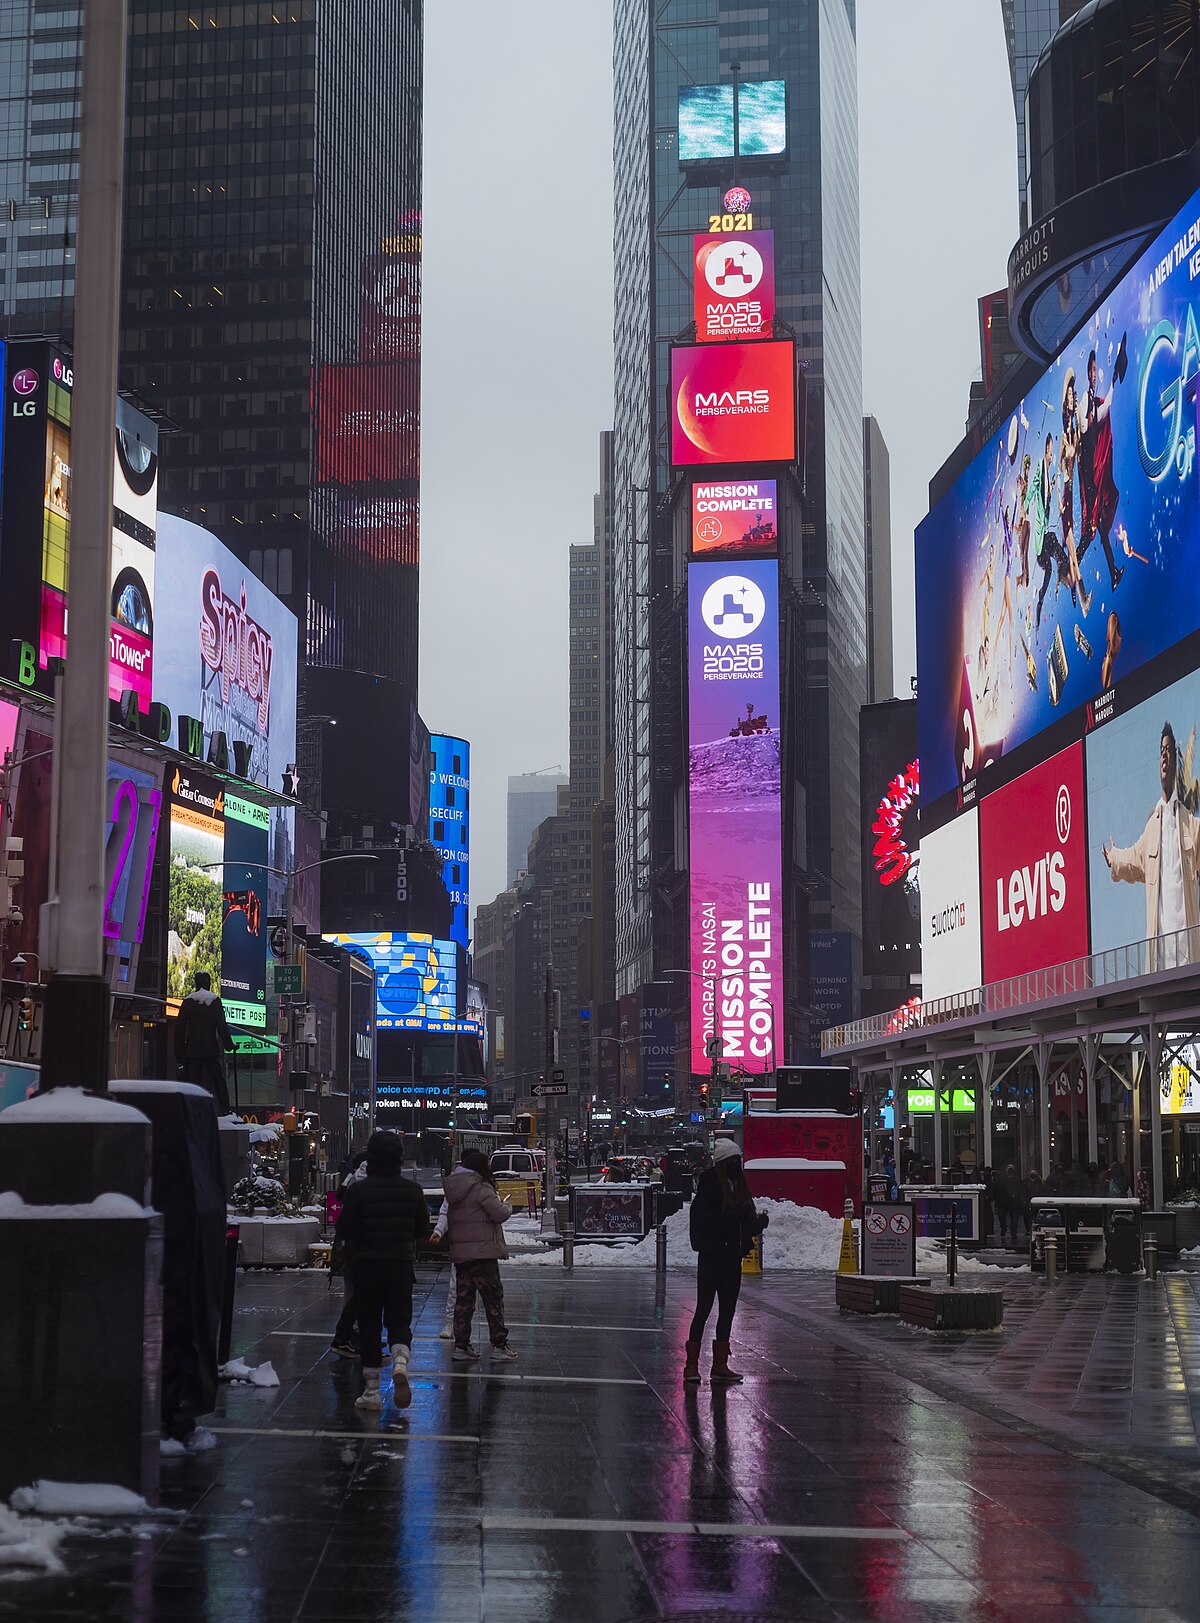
[7,1265,1200,1622]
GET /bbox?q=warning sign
[861,1202,917,1276]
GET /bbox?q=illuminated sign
[221,791,270,1029]
[860,700,920,973]
[920,812,982,1001]
[907,1089,976,1114]
[313,361,419,484]
[678,80,787,163]
[691,480,777,557]
[693,231,774,343]
[376,1080,488,1115]
[688,558,782,1076]
[429,734,470,951]
[167,768,225,1010]
[670,340,797,467]
[918,182,1200,813]
[324,931,459,1033]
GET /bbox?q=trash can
[1029,1203,1065,1272]
[1106,1206,1141,1273]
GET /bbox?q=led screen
[429,734,469,951]
[221,792,270,1028]
[859,700,920,974]
[694,231,775,344]
[1085,665,1200,963]
[324,931,459,1032]
[678,80,786,162]
[692,480,777,558]
[167,769,225,1007]
[313,361,419,484]
[671,340,797,468]
[688,559,782,1076]
[917,183,1200,814]
[919,811,982,1002]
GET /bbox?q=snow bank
[0,1192,149,1221]
[0,1088,149,1126]
[0,1505,67,1574]
[220,1359,279,1388]
[9,1483,149,1518]
[114,1080,210,1100]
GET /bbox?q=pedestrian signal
[17,997,33,1030]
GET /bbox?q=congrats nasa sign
[693,231,775,343]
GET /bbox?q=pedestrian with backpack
[334,1131,430,1409]
[684,1139,768,1384]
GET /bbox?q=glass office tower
[611,0,866,1057]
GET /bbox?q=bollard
[1044,1230,1058,1286]
[563,1225,574,1272]
[656,1222,667,1276]
[948,1203,958,1287]
[1144,1230,1158,1282]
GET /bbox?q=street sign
[269,962,303,997]
[531,1082,568,1098]
[860,1202,916,1277]
[551,1068,566,1085]
[705,1036,724,1060]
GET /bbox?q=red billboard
[670,341,796,468]
[313,362,418,484]
[979,742,1089,982]
[693,231,774,342]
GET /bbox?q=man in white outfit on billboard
[1103,721,1200,968]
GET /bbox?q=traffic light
[17,997,33,1031]
[699,1081,710,1107]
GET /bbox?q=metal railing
[821,923,1200,1053]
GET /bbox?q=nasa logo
[704,242,764,298]
[700,575,767,639]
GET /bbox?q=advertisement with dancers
[917,182,1200,819]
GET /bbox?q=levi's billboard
[670,340,798,467]
[693,231,774,342]
[980,743,1089,982]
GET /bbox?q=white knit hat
[710,1138,741,1164]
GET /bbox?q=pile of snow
[9,1483,149,1518]
[0,1192,149,1221]
[220,1358,279,1388]
[0,1088,149,1126]
[507,1198,849,1271]
[0,1505,67,1574]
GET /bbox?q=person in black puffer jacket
[335,1131,430,1410]
[685,1138,768,1385]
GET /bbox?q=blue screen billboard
[917,184,1200,821]
[324,930,459,1032]
[429,734,469,951]
[678,80,786,163]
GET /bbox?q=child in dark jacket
[335,1131,431,1409]
[685,1139,768,1384]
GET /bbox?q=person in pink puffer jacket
[444,1148,516,1362]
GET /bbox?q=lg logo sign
[11,368,38,418]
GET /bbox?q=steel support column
[1036,1043,1051,1179]
[1082,1033,1099,1166]
[979,1049,995,1170]
[932,1058,944,1184]
[1147,1019,1164,1207]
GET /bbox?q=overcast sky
[420,0,1019,919]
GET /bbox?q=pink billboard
[688,558,783,1076]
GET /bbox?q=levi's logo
[996,851,1067,931]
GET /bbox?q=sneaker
[491,1343,518,1361]
[330,1336,360,1360]
[451,1343,480,1362]
[439,1325,453,1340]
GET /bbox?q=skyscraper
[507,772,567,885]
[863,416,893,703]
[611,0,865,1063]
[0,0,424,704]
[1000,0,1087,223]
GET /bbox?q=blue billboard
[678,80,786,163]
[324,931,458,1033]
[429,733,469,951]
[917,183,1200,819]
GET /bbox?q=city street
[10,1260,1200,1623]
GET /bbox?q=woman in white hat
[683,1139,768,1384]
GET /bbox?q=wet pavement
[9,1261,1200,1622]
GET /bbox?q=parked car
[489,1145,545,1187]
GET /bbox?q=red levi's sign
[979,741,1089,982]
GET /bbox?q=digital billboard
[1086,665,1200,964]
[221,792,270,1028]
[688,559,782,1076]
[860,700,920,974]
[920,811,982,1002]
[167,768,225,1007]
[312,362,419,484]
[980,743,1089,983]
[678,80,786,162]
[917,182,1200,816]
[671,340,797,468]
[429,734,469,951]
[692,480,777,558]
[693,231,774,343]
[153,513,298,917]
[324,931,459,1033]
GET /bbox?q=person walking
[174,970,236,1113]
[992,1164,1024,1247]
[684,1139,768,1384]
[443,1147,516,1362]
[335,1131,430,1410]
[329,1152,369,1360]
